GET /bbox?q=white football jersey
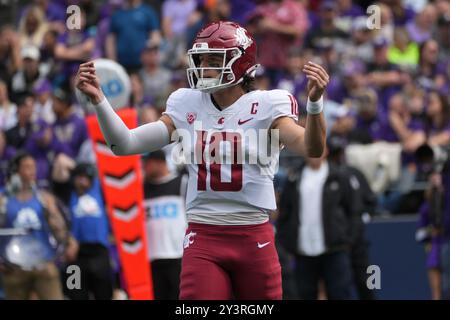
[163,88,299,216]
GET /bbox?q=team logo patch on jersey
[183,231,197,249]
[186,112,197,124]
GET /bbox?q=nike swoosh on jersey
[257,241,271,249]
[238,118,253,125]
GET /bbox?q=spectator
[17,5,49,48]
[387,27,420,72]
[39,29,60,81]
[11,45,45,96]
[277,149,358,300]
[249,0,309,84]
[143,151,187,300]
[366,37,405,114]
[406,3,437,45]
[161,0,197,69]
[0,80,17,131]
[417,201,442,300]
[275,47,310,104]
[416,39,445,92]
[106,0,161,73]
[327,134,376,300]
[4,92,35,150]
[54,10,97,83]
[138,43,171,105]
[436,14,450,62]
[0,132,15,190]
[32,78,55,124]
[372,3,394,44]
[426,91,450,148]
[335,0,365,33]
[384,0,416,26]
[345,16,375,63]
[64,163,113,300]
[21,0,66,34]
[51,86,89,160]
[0,25,22,82]
[0,152,78,300]
[303,1,348,54]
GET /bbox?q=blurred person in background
[365,37,406,114]
[20,0,66,34]
[138,42,171,105]
[334,0,365,33]
[248,0,309,84]
[17,5,49,49]
[382,0,416,26]
[277,147,358,300]
[387,27,420,72]
[425,91,450,148]
[327,134,376,300]
[436,13,450,61]
[64,163,113,300]
[39,29,60,82]
[303,1,348,56]
[417,200,442,300]
[416,39,446,92]
[0,79,17,131]
[50,85,89,203]
[0,152,78,300]
[32,78,55,125]
[0,25,22,82]
[345,16,375,63]
[54,10,97,83]
[0,132,15,191]
[161,0,197,69]
[11,45,45,96]
[106,0,161,73]
[143,150,187,300]
[406,3,437,45]
[275,47,310,104]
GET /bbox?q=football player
[76,21,329,300]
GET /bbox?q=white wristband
[306,96,324,114]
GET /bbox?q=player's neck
[210,85,245,110]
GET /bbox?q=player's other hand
[303,61,330,102]
[75,61,104,104]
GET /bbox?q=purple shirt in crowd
[57,27,97,77]
[51,113,89,159]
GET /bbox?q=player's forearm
[93,97,170,155]
[304,98,326,158]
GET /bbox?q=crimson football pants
[179,221,282,300]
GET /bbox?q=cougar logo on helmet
[235,27,253,49]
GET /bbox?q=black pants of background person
[351,238,376,300]
[150,259,181,300]
[294,250,353,300]
[276,241,298,299]
[64,244,113,300]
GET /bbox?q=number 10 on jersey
[196,130,243,192]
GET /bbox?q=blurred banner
[86,110,153,300]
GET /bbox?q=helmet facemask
[187,43,243,93]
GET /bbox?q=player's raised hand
[75,61,104,104]
[303,61,330,102]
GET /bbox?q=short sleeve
[162,88,190,129]
[269,89,299,122]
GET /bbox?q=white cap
[21,45,40,61]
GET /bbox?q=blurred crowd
[0,0,449,300]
